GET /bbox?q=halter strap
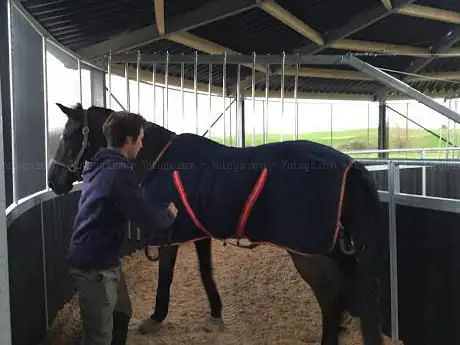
[52,110,90,176]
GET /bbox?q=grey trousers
[69,265,132,345]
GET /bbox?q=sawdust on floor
[42,240,403,345]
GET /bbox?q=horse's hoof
[203,316,224,332]
[340,312,353,329]
[137,317,162,334]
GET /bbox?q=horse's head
[48,103,177,195]
[47,103,111,194]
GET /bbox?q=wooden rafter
[397,4,460,24]
[405,71,460,82]
[329,39,428,56]
[259,0,324,46]
[166,32,268,73]
[110,64,224,95]
[282,67,372,81]
[381,0,392,11]
[154,0,165,35]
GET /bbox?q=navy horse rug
[141,133,354,256]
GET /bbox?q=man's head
[102,111,147,160]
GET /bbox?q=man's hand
[168,202,178,218]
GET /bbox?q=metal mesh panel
[90,68,105,107]
[10,6,46,199]
[45,42,80,168]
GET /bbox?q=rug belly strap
[172,170,211,237]
[172,169,268,240]
[236,168,268,239]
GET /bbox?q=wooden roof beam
[396,4,460,24]
[154,0,165,35]
[109,64,224,95]
[282,67,373,81]
[405,71,460,82]
[381,0,392,11]
[258,0,324,46]
[251,90,374,101]
[329,39,428,56]
[279,67,459,82]
[167,32,268,73]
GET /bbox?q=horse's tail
[345,161,386,344]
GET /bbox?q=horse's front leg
[137,245,179,334]
[194,238,224,332]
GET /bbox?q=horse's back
[144,134,355,254]
[186,136,354,254]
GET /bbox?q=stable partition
[5,186,143,345]
[1,1,107,344]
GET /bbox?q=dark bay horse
[48,103,385,345]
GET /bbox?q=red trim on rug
[236,168,268,239]
[172,170,212,238]
[172,169,268,239]
[330,161,353,252]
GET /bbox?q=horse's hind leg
[194,238,224,332]
[137,245,179,334]
[352,253,383,345]
[289,252,346,345]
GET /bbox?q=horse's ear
[56,103,82,121]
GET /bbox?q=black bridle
[52,111,90,177]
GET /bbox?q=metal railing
[363,159,460,341]
[345,146,460,160]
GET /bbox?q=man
[67,111,178,345]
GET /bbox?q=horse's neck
[133,124,175,181]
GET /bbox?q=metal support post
[107,50,112,109]
[236,64,241,147]
[421,149,427,196]
[378,101,388,159]
[7,0,17,205]
[0,72,12,345]
[42,37,49,183]
[240,97,246,148]
[388,161,400,341]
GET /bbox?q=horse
[48,103,386,345]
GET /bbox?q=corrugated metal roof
[424,57,460,72]
[258,77,383,95]
[191,8,308,54]
[18,0,460,98]
[21,0,155,50]
[165,0,216,18]
[350,14,456,46]
[278,0,382,34]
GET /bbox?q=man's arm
[110,167,176,237]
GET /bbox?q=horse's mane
[144,120,176,138]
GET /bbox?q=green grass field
[210,127,460,160]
